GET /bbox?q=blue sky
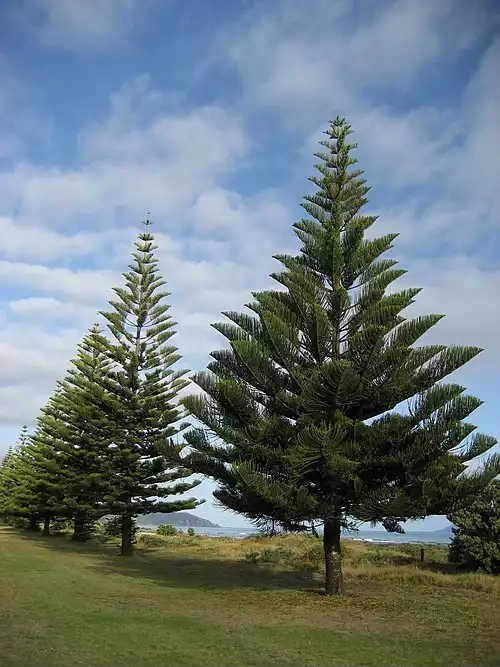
[0,0,499,530]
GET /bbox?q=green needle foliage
[182,117,500,595]
[78,219,203,555]
[448,479,500,574]
[0,328,119,539]
[19,432,67,536]
[30,324,119,541]
[0,427,41,530]
[0,426,65,534]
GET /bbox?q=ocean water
[146,524,452,545]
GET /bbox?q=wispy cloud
[27,0,154,52]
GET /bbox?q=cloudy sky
[0,0,499,529]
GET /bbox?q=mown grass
[0,526,499,667]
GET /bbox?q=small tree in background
[0,429,26,523]
[0,427,46,532]
[31,324,119,542]
[448,480,500,574]
[19,428,68,536]
[182,117,500,595]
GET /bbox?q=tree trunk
[121,512,133,556]
[42,515,51,537]
[27,514,40,531]
[72,513,87,542]
[323,517,344,595]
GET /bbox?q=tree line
[1,118,499,594]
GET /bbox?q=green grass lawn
[0,527,499,667]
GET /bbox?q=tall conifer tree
[181,118,500,594]
[77,219,202,555]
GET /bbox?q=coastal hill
[138,511,220,528]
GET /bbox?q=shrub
[243,551,261,564]
[243,546,296,566]
[259,546,292,563]
[51,517,72,535]
[91,521,105,536]
[138,534,167,548]
[448,481,500,574]
[340,540,353,559]
[156,523,178,536]
[303,542,324,565]
[5,516,33,530]
[187,527,195,536]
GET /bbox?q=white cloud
[30,0,150,52]
[449,39,500,213]
[225,0,489,119]
[224,0,498,219]
[7,297,97,325]
[0,261,118,303]
[219,0,500,376]
[0,325,79,382]
[0,217,111,261]
[345,0,487,90]
[0,81,249,232]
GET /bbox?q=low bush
[243,551,261,564]
[303,541,324,565]
[51,517,72,535]
[259,546,294,563]
[4,516,34,530]
[138,534,167,548]
[243,541,324,570]
[156,524,178,536]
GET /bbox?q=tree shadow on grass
[16,530,322,593]
[15,530,460,593]
[417,560,459,574]
[365,551,459,574]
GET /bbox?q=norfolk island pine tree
[448,478,500,574]
[70,219,203,555]
[28,324,121,541]
[0,427,42,531]
[3,421,93,537]
[0,423,69,535]
[0,331,116,538]
[180,117,500,595]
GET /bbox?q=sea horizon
[137,523,453,545]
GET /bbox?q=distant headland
[138,511,220,528]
